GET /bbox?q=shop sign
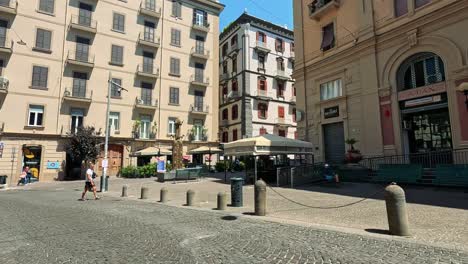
[398,82,446,101]
[0,142,4,158]
[324,106,339,119]
[404,95,442,107]
[47,161,60,169]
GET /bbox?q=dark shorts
[85,181,94,191]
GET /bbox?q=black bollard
[230,177,243,207]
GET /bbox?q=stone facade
[0,0,224,183]
[293,0,468,163]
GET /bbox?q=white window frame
[168,118,176,135]
[320,79,342,101]
[109,112,120,133]
[71,108,84,134]
[139,115,151,139]
[28,105,44,127]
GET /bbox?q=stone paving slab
[7,174,468,252]
[1,187,468,264]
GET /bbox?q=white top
[86,169,93,182]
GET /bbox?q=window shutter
[203,11,208,26]
[282,40,285,51]
[192,9,196,24]
[278,106,285,118]
[256,32,259,41]
[258,104,261,118]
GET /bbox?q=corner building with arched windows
[293,0,468,163]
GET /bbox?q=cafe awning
[131,147,172,157]
[223,134,313,156]
[188,146,223,154]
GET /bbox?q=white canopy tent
[223,134,313,156]
[187,146,223,154]
[222,134,314,182]
[131,147,172,157]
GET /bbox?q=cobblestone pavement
[1,186,468,264]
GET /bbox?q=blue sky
[219,0,293,31]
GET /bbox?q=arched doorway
[397,52,453,156]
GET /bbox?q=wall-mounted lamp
[457,82,468,111]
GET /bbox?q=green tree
[66,126,101,164]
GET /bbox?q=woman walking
[79,162,99,201]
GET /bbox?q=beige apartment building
[0,0,224,183]
[293,0,468,164]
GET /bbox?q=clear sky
[219,0,293,32]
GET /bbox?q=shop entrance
[402,108,452,153]
[22,146,42,180]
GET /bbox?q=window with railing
[72,72,87,97]
[78,3,93,27]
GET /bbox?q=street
[1,186,467,264]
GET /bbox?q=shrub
[121,166,138,178]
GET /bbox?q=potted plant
[345,138,362,164]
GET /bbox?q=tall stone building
[0,0,224,183]
[293,0,468,163]
[219,13,296,143]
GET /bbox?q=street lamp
[101,72,128,193]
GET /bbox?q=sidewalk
[15,174,468,252]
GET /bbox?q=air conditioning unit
[137,99,144,104]
[0,76,9,90]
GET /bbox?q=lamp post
[101,73,127,192]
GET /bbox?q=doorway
[323,122,345,164]
[22,146,42,180]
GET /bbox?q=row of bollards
[121,180,410,237]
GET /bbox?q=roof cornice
[221,13,293,41]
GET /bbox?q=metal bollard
[121,185,128,197]
[230,177,244,207]
[217,192,227,210]
[160,187,168,203]
[186,189,195,206]
[255,179,267,216]
[384,183,410,236]
[140,186,149,200]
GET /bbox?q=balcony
[290,95,297,103]
[134,97,158,110]
[69,15,97,34]
[189,128,208,142]
[0,36,13,54]
[192,21,210,33]
[228,43,239,56]
[139,1,161,19]
[220,119,229,127]
[66,50,95,68]
[190,74,210,87]
[191,47,210,60]
[275,117,293,127]
[190,104,209,115]
[219,72,230,82]
[0,76,8,95]
[136,64,159,79]
[254,41,270,54]
[226,90,240,101]
[309,0,340,21]
[289,51,295,62]
[252,89,272,101]
[0,0,17,15]
[274,70,290,81]
[137,33,160,49]
[63,88,93,104]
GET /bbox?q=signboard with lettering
[405,95,442,108]
[324,106,339,119]
[398,82,446,101]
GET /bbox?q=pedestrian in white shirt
[79,162,99,201]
